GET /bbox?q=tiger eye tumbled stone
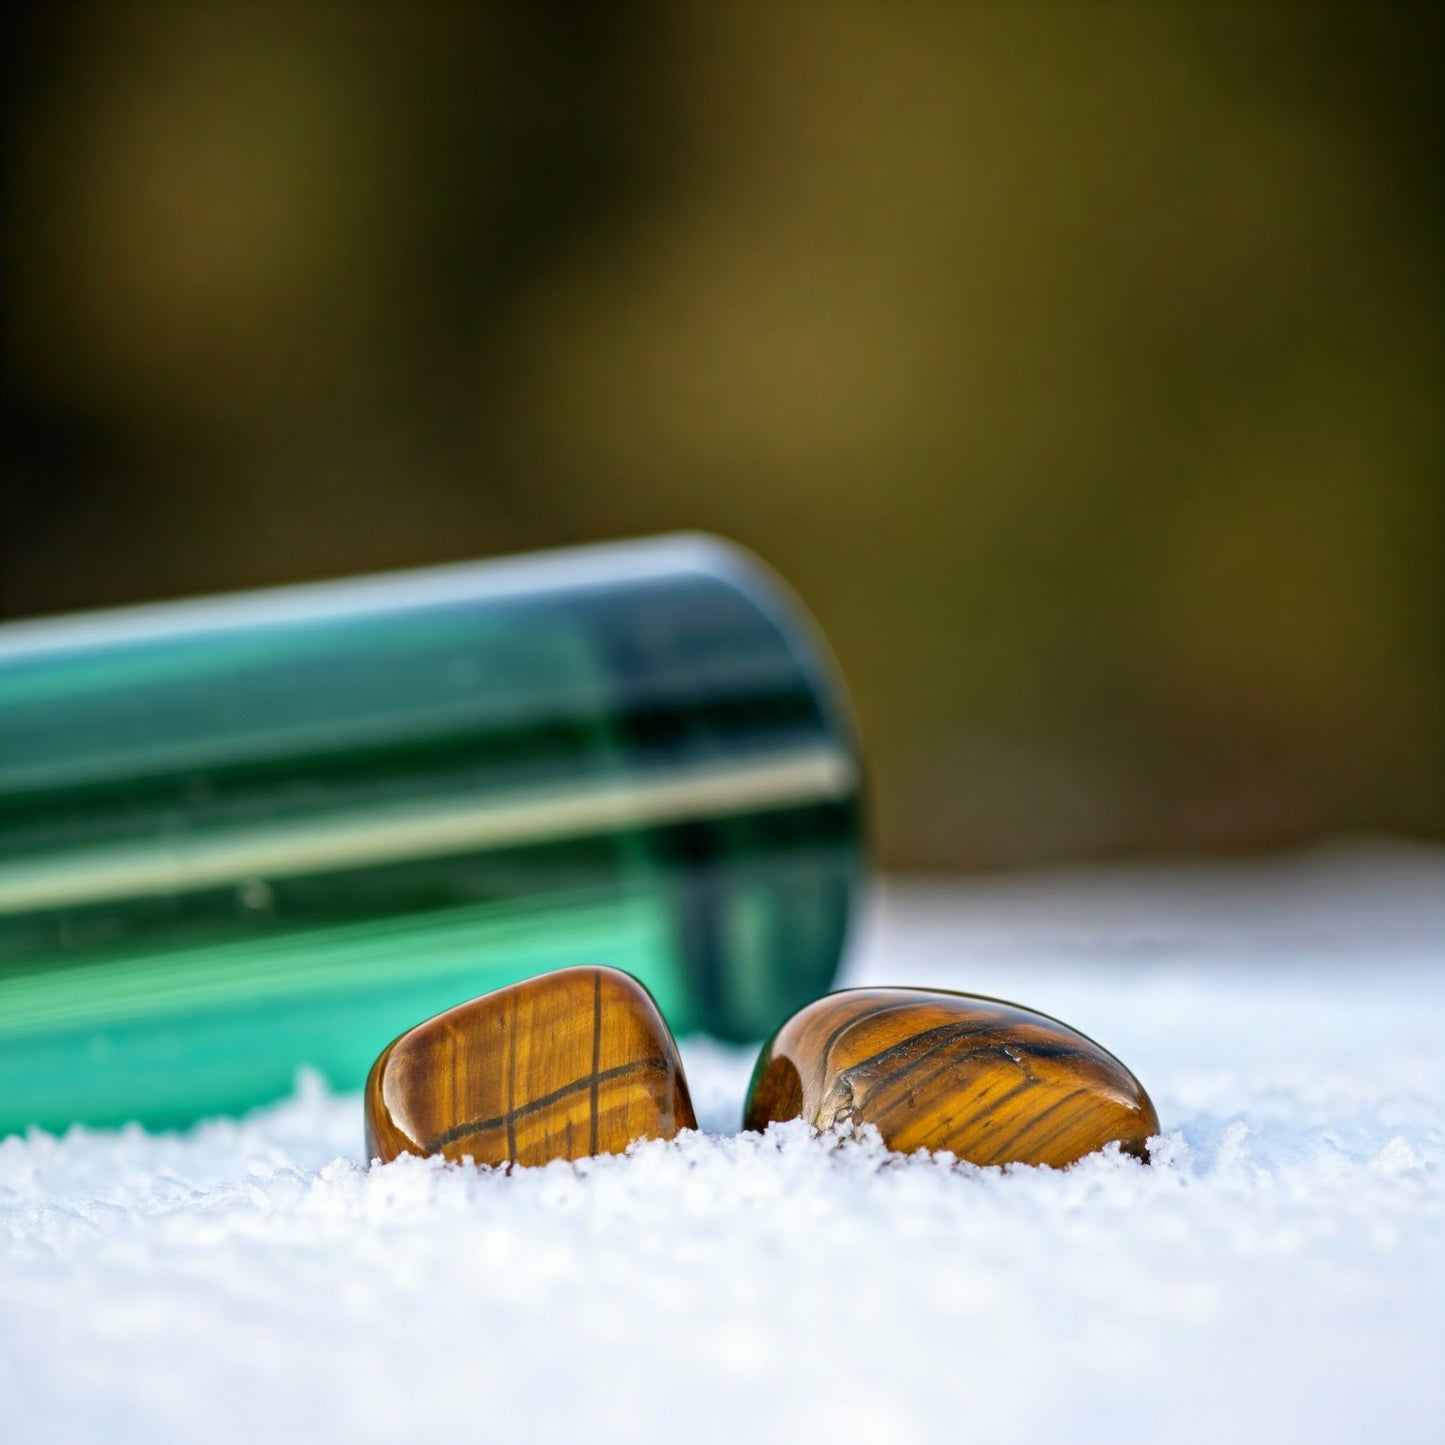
[365,966,696,1166]
[744,988,1159,1168]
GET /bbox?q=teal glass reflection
[0,535,863,1133]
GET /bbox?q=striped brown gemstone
[364,966,696,1166]
[744,988,1159,1168]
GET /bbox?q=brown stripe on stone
[589,970,602,1156]
[829,1020,1037,1129]
[744,987,1159,1169]
[424,1057,672,1152]
[505,990,519,1163]
[364,966,696,1167]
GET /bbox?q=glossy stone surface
[744,987,1159,1167]
[365,966,696,1166]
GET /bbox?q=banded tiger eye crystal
[365,966,696,1166]
[744,988,1159,1168]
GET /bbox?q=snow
[2,843,1442,1445]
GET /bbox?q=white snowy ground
[2,844,1442,1445]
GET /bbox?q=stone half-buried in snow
[743,987,1159,1168]
[365,966,696,1167]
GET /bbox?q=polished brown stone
[744,987,1159,1167]
[365,966,696,1166]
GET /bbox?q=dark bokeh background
[3,1,1442,869]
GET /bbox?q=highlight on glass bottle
[0,535,863,1134]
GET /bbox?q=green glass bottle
[0,535,862,1134]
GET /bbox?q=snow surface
[2,843,1442,1445]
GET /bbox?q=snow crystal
[2,843,1442,1444]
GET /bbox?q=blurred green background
[2,1,1441,870]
